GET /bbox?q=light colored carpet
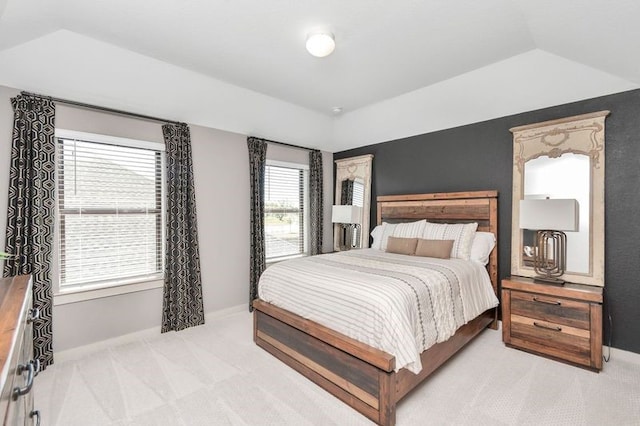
[35,312,640,425]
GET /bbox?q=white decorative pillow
[421,222,478,260]
[373,220,427,250]
[378,223,397,250]
[470,232,496,265]
[370,225,384,250]
[392,219,427,239]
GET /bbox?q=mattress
[258,249,499,373]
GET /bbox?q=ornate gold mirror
[511,111,609,286]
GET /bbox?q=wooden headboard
[376,190,498,297]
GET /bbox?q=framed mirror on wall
[334,154,373,251]
[510,111,609,286]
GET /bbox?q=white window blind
[57,134,164,289]
[264,163,308,260]
[353,180,364,207]
[352,180,365,245]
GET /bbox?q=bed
[253,191,499,425]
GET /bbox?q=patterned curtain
[341,179,354,205]
[247,137,267,312]
[161,123,205,332]
[309,150,323,255]
[3,95,56,368]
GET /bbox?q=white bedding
[258,249,499,373]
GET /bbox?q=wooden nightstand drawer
[510,316,591,365]
[501,277,603,371]
[510,290,590,330]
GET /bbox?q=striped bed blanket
[258,249,499,373]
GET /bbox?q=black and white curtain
[161,123,205,332]
[247,137,267,311]
[309,150,323,255]
[3,94,56,368]
[341,179,354,205]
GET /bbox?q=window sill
[54,278,163,306]
[266,253,307,265]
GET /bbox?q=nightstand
[501,276,603,371]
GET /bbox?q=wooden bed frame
[253,191,499,425]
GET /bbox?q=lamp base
[533,276,565,286]
[532,229,567,286]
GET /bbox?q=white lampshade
[331,205,362,224]
[306,33,335,57]
[520,199,579,231]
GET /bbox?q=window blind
[353,180,364,207]
[57,137,164,288]
[264,164,306,260]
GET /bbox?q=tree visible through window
[57,132,165,289]
[264,163,308,260]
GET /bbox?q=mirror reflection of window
[352,179,364,207]
[524,153,590,273]
[340,179,353,205]
[339,179,365,248]
[351,179,364,247]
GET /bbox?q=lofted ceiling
[0,0,639,151]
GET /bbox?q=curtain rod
[20,91,181,125]
[21,91,317,150]
[255,137,315,152]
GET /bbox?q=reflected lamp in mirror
[519,199,579,285]
[331,205,362,251]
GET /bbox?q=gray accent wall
[335,88,640,355]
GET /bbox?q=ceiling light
[306,33,335,58]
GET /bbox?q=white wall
[0,84,333,352]
[330,49,638,152]
[0,85,19,254]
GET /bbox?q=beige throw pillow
[421,222,478,260]
[386,237,418,256]
[415,239,454,259]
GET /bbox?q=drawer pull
[27,307,40,324]
[12,362,35,400]
[30,410,41,426]
[532,297,561,306]
[533,322,562,332]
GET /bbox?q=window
[56,130,165,292]
[264,161,309,261]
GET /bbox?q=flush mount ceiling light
[306,32,335,58]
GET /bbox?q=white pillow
[392,219,427,239]
[378,223,397,250]
[372,220,427,250]
[421,222,478,260]
[370,225,384,249]
[470,232,496,265]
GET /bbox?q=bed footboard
[254,300,496,426]
[254,300,397,425]
[253,191,500,425]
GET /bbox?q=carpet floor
[35,312,640,425]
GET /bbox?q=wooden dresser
[502,276,603,371]
[0,275,40,425]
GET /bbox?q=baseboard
[205,303,247,321]
[54,303,247,363]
